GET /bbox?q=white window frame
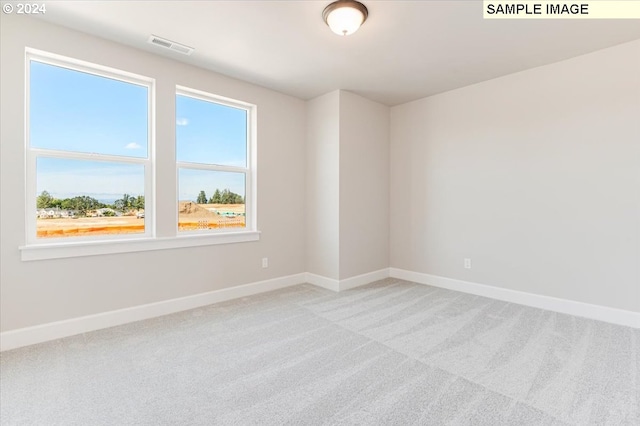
[19,49,259,261]
[24,49,155,246]
[175,85,257,235]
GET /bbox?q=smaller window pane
[176,94,247,167]
[29,61,149,158]
[36,158,145,238]
[178,169,246,232]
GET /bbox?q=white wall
[0,15,307,331]
[306,90,390,281]
[306,91,340,280]
[390,40,640,312]
[339,92,389,279]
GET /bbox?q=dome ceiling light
[322,0,369,36]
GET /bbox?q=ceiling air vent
[147,35,194,56]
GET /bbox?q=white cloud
[176,118,189,126]
[125,142,142,150]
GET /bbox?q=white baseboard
[389,268,640,329]
[339,268,390,291]
[305,268,390,292]
[4,268,637,352]
[305,273,340,292]
[0,273,306,352]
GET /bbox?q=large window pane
[178,169,246,231]
[29,61,148,158]
[36,158,145,238]
[176,94,247,167]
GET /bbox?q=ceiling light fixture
[323,0,368,36]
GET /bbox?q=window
[26,51,153,243]
[22,50,258,260]
[176,87,254,234]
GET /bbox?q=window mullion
[25,151,38,244]
[176,162,248,174]
[31,148,149,166]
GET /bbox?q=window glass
[36,158,145,238]
[176,94,247,167]
[28,56,151,242]
[178,169,246,231]
[30,61,148,158]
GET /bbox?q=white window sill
[19,231,261,261]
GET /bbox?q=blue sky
[178,169,245,202]
[30,61,148,158]
[37,158,144,202]
[31,60,246,202]
[176,94,247,167]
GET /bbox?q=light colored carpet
[1,278,638,425]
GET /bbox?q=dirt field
[36,203,246,238]
[178,202,245,231]
[36,216,145,238]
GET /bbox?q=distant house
[37,208,77,218]
[37,208,59,218]
[94,208,120,217]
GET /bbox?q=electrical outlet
[464,258,472,269]
[262,257,269,268]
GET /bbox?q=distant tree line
[113,193,145,213]
[37,191,144,216]
[196,189,244,205]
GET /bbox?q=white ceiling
[37,0,640,106]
